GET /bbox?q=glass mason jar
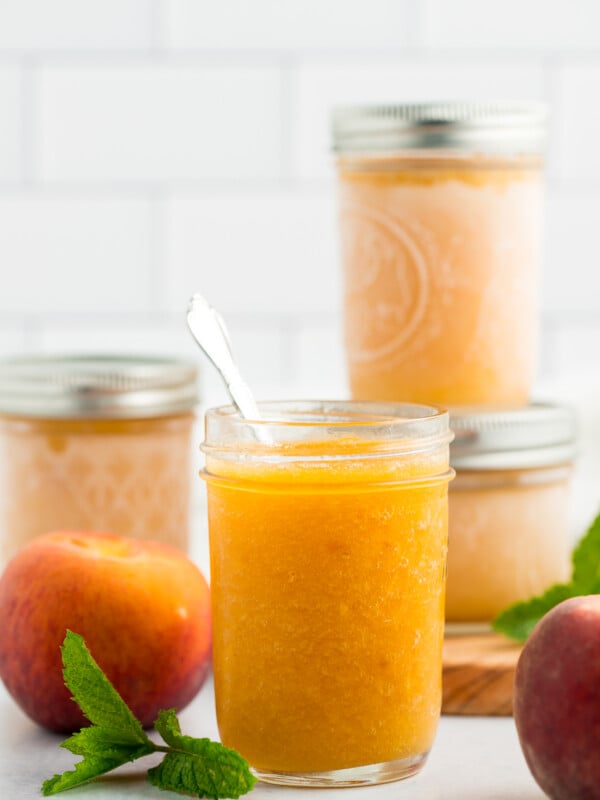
[201,400,453,787]
[446,404,576,627]
[332,102,546,407]
[0,355,198,566]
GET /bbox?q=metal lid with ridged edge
[0,355,199,419]
[449,403,577,470]
[332,101,547,155]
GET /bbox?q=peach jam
[332,102,546,406]
[202,400,453,787]
[446,404,577,626]
[0,355,198,566]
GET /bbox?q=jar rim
[332,101,546,155]
[203,399,453,461]
[0,354,199,419]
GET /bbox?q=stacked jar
[332,102,577,628]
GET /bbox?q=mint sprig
[492,511,600,642]
[42,631,256,799]
[148,710,256,799]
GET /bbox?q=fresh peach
[513,595,600,800]
[0,531,211,733]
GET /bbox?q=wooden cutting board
[442,632,522,716]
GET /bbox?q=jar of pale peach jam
[0,355,198,566]
[332,102,546,406]
[446,404,577,627]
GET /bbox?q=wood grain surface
[442,632,522,716]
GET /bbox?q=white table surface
[0,674,546,800]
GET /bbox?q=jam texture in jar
[333,103,546,407]
[0,355,198,565]
[202,400,453,787]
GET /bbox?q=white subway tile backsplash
[196,319,290,411]
[37,319,197,360]
[0,1,152,51]
[536,315,558,382]
[223,318,288,388]
[290,59,545,180]
[422,0,600,50]
[553,62,600,181]
[164,188,341,315]
[39,64,283,182]
[542,187,600,313]
[553,320,600,377]
[0,0,597,394]
[0,66,21,181]
[0,193,153,313]
[289,315,348,399]
[0,325,26,355]
[164,0,410,51]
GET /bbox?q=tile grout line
[21,315,42,352]
[277,314,297,387]
[19,57,39,186]
[148,0,165,53]
[278,56,295,188]
[147,188,168,313]
[404,0,425,48]
[1,47,592,65]
[542,50,561,183]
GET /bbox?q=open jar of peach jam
[0,355,198,566]
[332,102,546,406]
[446,404,577,627]
[202,400,453,786]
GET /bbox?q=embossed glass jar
[0,355,198,566]
[332,102,546,407]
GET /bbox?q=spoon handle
[186,293,262,422]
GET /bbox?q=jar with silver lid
[0,355,199,566]
[332,102,546,407]
[446,403,577,627]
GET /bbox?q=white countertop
[0,674,546,800]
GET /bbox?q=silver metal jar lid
[450,403,577,470]
[332,101,546,155]
[0,355,199,419]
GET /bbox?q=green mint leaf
[492,583,577,642]
[41,631,155,795]
[572,511,600,590]
[62,726,154,759]
[42,743,151,796]
[60,630,151,745]
[43,752,125,795]
[43,730,154,795]
[493,511,600,642]
[42,634,254,799]
[148,709,256,799]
